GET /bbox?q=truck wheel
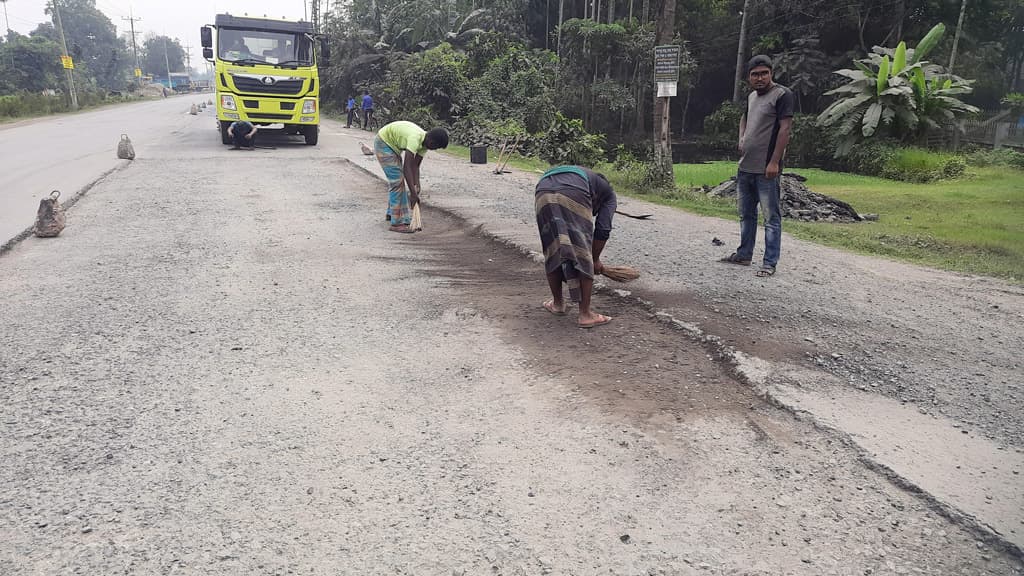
[303,125,319,146]
[219,121,232,145]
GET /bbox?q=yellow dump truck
[201,14,328,145]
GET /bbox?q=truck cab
[201,14,326,145]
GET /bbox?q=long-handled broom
[600,265,641,282]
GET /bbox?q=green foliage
[140,35,186,79]
[966,148,1024,170]
[463,44,556,133]
[537,112,606,166]
[384,43,467,121]
[1002,93,1024,113]
[703,101,743,138]
[882,148,966,182]
[818,24,980,155]
[0,33,64,94]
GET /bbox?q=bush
[882,148,967,182]
[703,101,744,137]
[537,112,606,166]
[967,148,1024,170]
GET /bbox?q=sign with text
[654,45,680,83]
[60,55,75,70]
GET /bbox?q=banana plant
[817,23,979,156]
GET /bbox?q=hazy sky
[3,0,313,71]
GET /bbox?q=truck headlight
[302,99,316,114]
[221,95,237,111]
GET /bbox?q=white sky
[2,0,312,71]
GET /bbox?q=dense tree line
[322,0,1023,151]
[0,0,187,102]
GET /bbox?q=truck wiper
[229,58,266,67]
[274,60,311,68]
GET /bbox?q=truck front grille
[232,76,305,96]
[248,113,293,120]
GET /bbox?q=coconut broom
[600,265,641,282]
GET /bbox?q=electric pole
[948,0,968,75]
[122,10,142,84]
[311,0,321,33]
[183,43,192,79]
[2,0,11,37]
[163,36,172,92]
[52,0,79,110]
[732,0,751,103]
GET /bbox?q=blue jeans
[735,171,781,268]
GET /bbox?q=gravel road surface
[0,96,198,245]
[0,107,1021,574]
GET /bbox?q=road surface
[0,97,205,245]
[0,105,1021,574]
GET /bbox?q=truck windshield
[217,28,312,66]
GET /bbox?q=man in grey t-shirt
[720,55,794,277]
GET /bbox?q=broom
[410,184,423,231]
[600,265,640,282]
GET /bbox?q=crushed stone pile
[705,173,864,222]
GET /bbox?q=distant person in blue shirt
[361,90,374,130]
[345,95,357,128]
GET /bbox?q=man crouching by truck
[227,120,258,151]
[372,120,449,233]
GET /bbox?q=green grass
[646,161,1024,280]
[437,147,1024,281]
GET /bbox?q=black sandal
[756,265,776,277]
[719,253,752,265]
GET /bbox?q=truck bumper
[217,94,319,125]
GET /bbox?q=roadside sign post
[654,45,680,165]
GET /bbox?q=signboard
[134,68,142,78]
[60,55,75,70]
[654,45,680,83]
[657,82,677,98]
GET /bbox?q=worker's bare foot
[543,299,566,316]
[578,312,612,328]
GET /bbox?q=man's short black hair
[747,55,773,73]
[425,127,449,149]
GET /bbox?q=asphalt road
[0,96,206,245]
[0,106,1021,574]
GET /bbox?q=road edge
[341,155,1023,560]
[0,162,131,257]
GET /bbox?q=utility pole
[732,0,751,102]
[948,0,968,75]
[163,36,172,92]
[183,43,192,79]
[52,0,79,110]
[1,0,10,37]
[122,10,142,83]
[311,0,321,33]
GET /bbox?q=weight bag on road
[34,191,66,238]
[117,134,135,160]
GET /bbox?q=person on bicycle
[345,95,357,128]
[361,90,374,130]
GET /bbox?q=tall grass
[0,91,140,120]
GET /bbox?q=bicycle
[362,109,380,132]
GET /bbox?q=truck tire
[303,125,319,146]
[219,121,232,145]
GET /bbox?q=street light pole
[52,0,79,110]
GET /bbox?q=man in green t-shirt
[372,121,449,233]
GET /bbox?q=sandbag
[34,191,66,238]
[117,134,135,160]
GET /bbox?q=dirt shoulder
[328,120,1024,552]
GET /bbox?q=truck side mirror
[200,26,213,49]
[319,38,330,67]
[203,47,213,60]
